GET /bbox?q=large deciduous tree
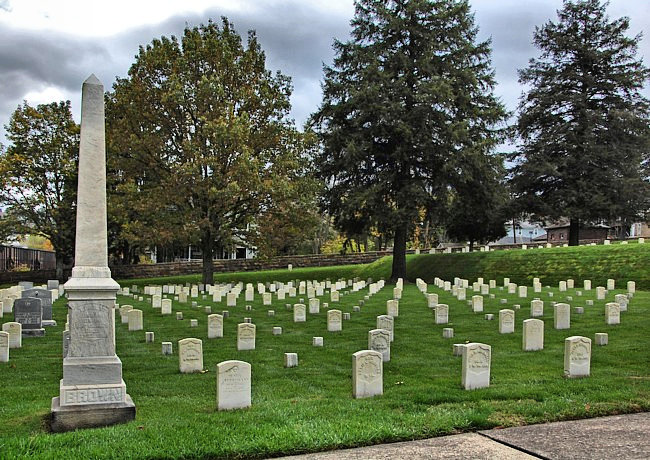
[311,0,507,281]
[0,101,78,278]
[511,0,650,245]
[252,160,322,258]
[107,19,307,283]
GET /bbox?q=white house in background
[148,241,256,263]
[492,220,546,245]
[630,221,650,238]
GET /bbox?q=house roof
[491,235,541,245]
[508,220,545,230]
[545,223,610,230]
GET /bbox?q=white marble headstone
[128,309,143,331]
[368,329,391,362]
[327,309,342,332]
[499,309,515,334]
[208,314,224,338]
[462,343,491,390]
[435,304,449,324]
[237,323,256,350]
[217,360,251,410]
[0,330,9,361]
[352,350,383,399]
[564,336,591,378]
[554,303,570,330]
[293,304,306,323]
[522,319,544,351]
[605,303,620,325]
[178,338,203,373]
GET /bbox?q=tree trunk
[55,256,64,280]
[569,218,580,246]
[121,242,130,265]
[201,234,214,285]
[469,239,474,252]
[423,220,430,249]
[390,222,407,282]
[512,219,517,244]
[51,239,70,280]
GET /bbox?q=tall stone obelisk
[51,75,135,432]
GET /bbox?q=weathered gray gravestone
[14,297,45,336]
[50,75,135,432]
[22,288,56,326]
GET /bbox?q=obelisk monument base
[50,275,135,432]
[51,394,136,433]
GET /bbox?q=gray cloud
[0,0,648,146]
[0,26,112,138]
[0,1,352,141]
[473,0,650,112]
[102,1,351,125]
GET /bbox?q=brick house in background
[544,223,609,242]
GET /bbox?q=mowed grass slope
[405,242,650,290]
[0,276,650,459]
[117,241,650,291]
[1,263,650,458]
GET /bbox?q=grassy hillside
[119,243,650,290]
[118,264,365,288]
[354,243,650,289]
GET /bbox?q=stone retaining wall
[0,251,392,283]
[110,251,392,280]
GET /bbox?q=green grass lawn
[115,241,650,291]
[405,242,650,290]
[1,265,649,459]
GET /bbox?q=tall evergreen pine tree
[511,0,650,245]
[311,0,507,280]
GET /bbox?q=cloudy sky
[0,0,648,146]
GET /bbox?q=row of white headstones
[115,278,393,407]
[416,276,636,389]
[108,274,637,407]
[411,237,645,254]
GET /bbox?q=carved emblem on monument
[468,348,490,370]
[184,343,201,362]
[358,356,381,383]
[570,342,589,363]
[372,335,389,351]
[239,325,255,338]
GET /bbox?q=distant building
[609,219,650,239]
[503,220,546,243]
[150,241,256,263]
[630,222,650,238]
[545,223,609,242]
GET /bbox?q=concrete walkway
[276,412,650,459]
